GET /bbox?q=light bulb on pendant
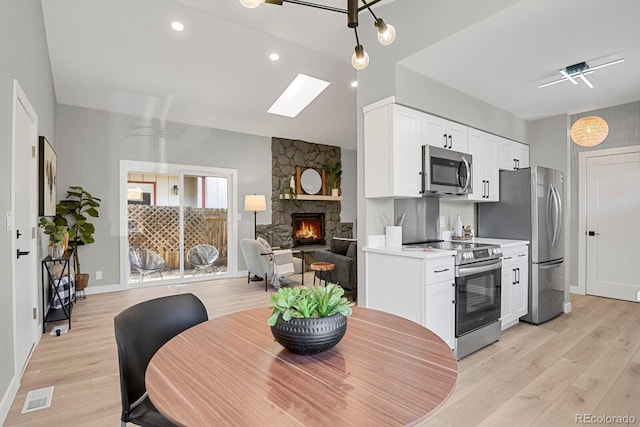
[352,45,369,70]
[375,19,396,46]
[238,0,262,8]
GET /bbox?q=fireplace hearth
[292,213,325,246]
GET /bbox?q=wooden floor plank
[5,283,639,427]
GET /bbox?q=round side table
[310,261,335,285]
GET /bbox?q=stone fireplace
[291,213,325,246]
[255,137,353,248]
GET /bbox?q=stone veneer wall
[256,137,353,248]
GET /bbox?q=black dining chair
[114,293,209,427]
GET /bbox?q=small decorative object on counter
[289,175,295,189]
[454,214,463,238]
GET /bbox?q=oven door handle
[456,259,502,277]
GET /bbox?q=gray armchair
[314,238,357,301]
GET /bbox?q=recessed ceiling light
[350,81,358,88]
[269,53,280,61]
[171,21,184,32]
[268,73,330,118]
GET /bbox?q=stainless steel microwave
[421,146,472,196]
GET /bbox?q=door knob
[16,249,30,259]
[587,231,600,236]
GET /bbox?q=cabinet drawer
[425,256,455,285]
[501,245,528,267]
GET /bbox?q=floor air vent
[21,386,54,414]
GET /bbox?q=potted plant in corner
[56,186,101,294]
[267,283,353,354]
[38,217,67,259]
[324,161,342,197]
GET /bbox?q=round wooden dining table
[145,306,458,426]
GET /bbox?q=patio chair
[187,244,220,275]
[129,247,166,282]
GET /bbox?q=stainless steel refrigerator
[477,166,564,325]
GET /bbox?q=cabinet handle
[487,181,490,198]
[503,256,513,260]
[517,254,527,257]
[448,135,453,149]
[516,159,520,169]
[443,133,448,148]
[451,282,455,287]
[513,268,517,285]
[452,300,456,304]
[516,267,520,284]
[434,268,450,273]
[513,158,517,170]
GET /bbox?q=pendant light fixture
[570,116,609,147]
[238,0,396,70]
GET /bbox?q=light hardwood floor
[5,278,640,427]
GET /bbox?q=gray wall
[568,101,640,290]
[55,104,272,282]
[55,105,359,284]
[0,0,57,417]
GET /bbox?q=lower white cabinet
[501,244,529,330]
[365,250,455,350]
[425,280,455,350]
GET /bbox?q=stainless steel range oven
[405,241,502,359]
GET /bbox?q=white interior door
[586,151,640,301]
[11,80,39,375]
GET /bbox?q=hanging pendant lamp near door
[570,116,609,147]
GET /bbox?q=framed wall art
[39,136,57,216]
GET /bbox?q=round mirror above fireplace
[300,168,322,195]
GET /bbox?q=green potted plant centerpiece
[324,161,342,196]
[38,217,67,258]
[267,283,353,354]
[56,186,101,292]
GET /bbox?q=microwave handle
[461,156,471,191]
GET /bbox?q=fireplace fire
[291,213,325,246]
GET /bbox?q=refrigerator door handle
[552,184,563,248]
[546,184,554,245]
[539,259,564,270]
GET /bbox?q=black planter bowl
[270,313,348,355]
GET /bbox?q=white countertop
[467,237,530,248]
[363,246,456,259]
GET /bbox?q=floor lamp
[244,194,267,282]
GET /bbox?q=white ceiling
[41,0,640,151]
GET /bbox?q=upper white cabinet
[467,129,499,202]
[364,102,422,198]
[422,113,468,153]
[498,138,530,170]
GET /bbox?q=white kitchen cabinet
[467,129,499,201]
[364,102,422,198]
[422,113,468,153]
[498,138,529,170]
[364,249,456,350]
[500,244,529,330]
[424,255,456,350]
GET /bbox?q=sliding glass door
[122,161,236,288]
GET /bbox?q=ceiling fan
[538,58,624,89]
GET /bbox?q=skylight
[268,74,330,118]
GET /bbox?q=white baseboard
[0,374,19,426]
[570,285,585,295]
[84,284,122,295]
[563,301,572,313]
